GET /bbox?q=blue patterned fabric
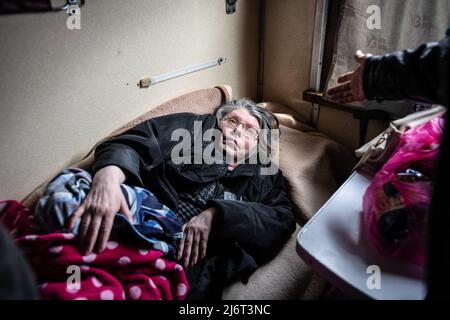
[35,168,183,257]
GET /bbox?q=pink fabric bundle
[362,115,445,266]
[0,200,189,300]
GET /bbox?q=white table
[296,171,427,299]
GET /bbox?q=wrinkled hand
[177,207,220,268]
[68,173,132,255]
[327,50,372,104]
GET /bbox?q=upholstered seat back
[22,85,232,212]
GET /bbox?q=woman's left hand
[177,207,220,268]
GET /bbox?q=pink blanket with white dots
[0,200,189,300]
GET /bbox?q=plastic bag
[362,115,445,266]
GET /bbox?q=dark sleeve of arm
[363,36,449,108]
[207,170,296,263]
[0,224,38,299]
[91,112,198,187]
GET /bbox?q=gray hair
[215,98,279,157]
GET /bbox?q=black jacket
[91,112,296,299]
[363,35,449,108]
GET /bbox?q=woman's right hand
[67,166,132,255]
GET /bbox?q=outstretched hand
[327,50,372,104]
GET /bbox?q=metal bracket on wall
[56,0,84,11]
[311,103,321,128]
[226,0,237,14]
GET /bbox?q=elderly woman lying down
[36,98,296,299]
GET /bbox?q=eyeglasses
[221,115,260,140]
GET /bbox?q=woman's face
[219,108,261,164]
